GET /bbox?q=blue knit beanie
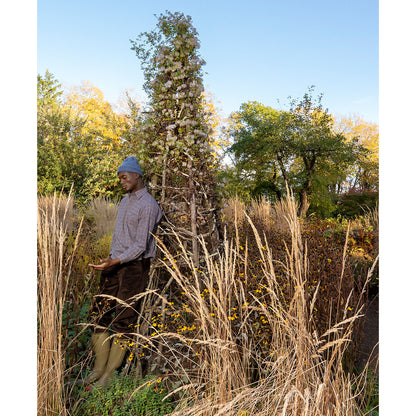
[117,156,143,176]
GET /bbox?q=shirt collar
[128,186,147,200]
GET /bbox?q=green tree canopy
[227,89,365,216]
[37,70,77,195]
[37,72,133,202]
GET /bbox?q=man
[87,156,163,386]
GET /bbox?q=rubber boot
[86,331,110,383]
[95,339,126,387]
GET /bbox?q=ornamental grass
[37,192,82,416]
[40,193,377,415]
[126,193,377,415]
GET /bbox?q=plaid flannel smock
[110,187,163,264]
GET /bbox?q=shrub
[222,196,362,337]
[72,374,175,416]
[334,191,378,218]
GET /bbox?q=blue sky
[37,0,379,122]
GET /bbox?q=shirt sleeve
[117,201,161,264]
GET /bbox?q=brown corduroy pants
[89,258,151,336]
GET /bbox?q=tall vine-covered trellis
[130,11,221,270]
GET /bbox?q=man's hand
[88,256,121,271]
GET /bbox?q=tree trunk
[276,155,290,187]
[298,188,310,217]
[298,160,314,216]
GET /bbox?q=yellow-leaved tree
[64,81,125,151]
[336,115,379,191]
[202,91,228,159]
[62,82,133,200]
